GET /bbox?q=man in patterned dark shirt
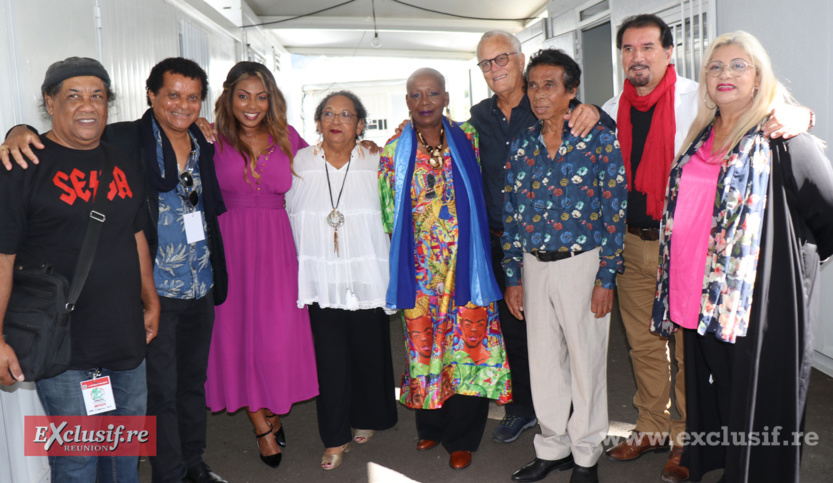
[502,49,626,483]
[469,30,611,445]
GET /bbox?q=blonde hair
[680,30,796,156]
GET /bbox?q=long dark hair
[214,61,295,183]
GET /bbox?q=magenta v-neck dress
[205,126,318,414]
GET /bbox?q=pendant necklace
[415,125,445,169]
[324,154,352,256]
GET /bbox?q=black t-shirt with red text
[0,135,148,371]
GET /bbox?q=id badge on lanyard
[80,368,117,415]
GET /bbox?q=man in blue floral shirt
[502,49,626,483]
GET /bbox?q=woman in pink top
[651,32,833,482]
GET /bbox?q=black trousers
[309,304,398,448]
[490,233,535,418]
[415,395,490,453]
[147,291,215,483]
[685,327,803,483]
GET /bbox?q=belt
[627,226,660,241]
[531,250,585,262]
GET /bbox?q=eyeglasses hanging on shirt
[178,169,206,245]
[179,170,199,208]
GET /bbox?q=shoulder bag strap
[65,147,113,311]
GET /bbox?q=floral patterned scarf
[652,121,771,343]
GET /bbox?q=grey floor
[138,302,833,482]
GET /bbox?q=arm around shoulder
[2,125,43,170]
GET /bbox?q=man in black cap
[2,57,227,483]
[0,56,160,483]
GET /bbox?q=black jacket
[102,117,228,305]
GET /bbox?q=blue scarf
[386,118,501,309]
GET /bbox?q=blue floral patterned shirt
[152,118,213,300]
[501,120,627,289]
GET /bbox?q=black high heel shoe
[266,412,286,447]
[254,424,282,468]
[274,425,286,447]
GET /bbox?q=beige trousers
[617,232,686,443]
[523,249,609,467]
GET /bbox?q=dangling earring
[444,106,452,123]
[314,132,323,156]
[704,95,716,110]
[752,86,759,98]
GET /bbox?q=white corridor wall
[0,1,287,481]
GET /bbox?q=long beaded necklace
[324,154,352,256]
[414,125,445,169]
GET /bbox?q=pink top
[669,133,722,329]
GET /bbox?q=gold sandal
[321,443,350,471]
[353,429,375,444]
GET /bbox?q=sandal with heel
[321,443,350,471]
[353,429,375,444]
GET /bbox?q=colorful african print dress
[379,119,512,410]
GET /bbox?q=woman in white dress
[286,91,398,471]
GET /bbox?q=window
[366,119,388,131]
[579,0,609,22]
[179,19,213,121]
[656,0,716,81]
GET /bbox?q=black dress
[682,134,833,482]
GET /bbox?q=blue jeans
[35,360,147,483]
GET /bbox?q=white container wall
[0,1,287,480]
[0,0,290,135]
[0,384,49,483]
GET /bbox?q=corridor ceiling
[243,0,550,59]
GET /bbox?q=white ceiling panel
[232,0,549,57]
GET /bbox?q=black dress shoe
[569,463,598,483]
[184,462,227,483]
[274,424,286,447]
[511,455,575,482]
[255,424,283,468]
[266,413,286,447]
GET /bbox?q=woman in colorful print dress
[204,62,318,470]
[651,32,833,482]
[379,67,511,471]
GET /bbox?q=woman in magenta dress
[205,61,318,469]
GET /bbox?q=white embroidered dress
[287,144,391,311]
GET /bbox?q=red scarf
[617,65,676,220]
